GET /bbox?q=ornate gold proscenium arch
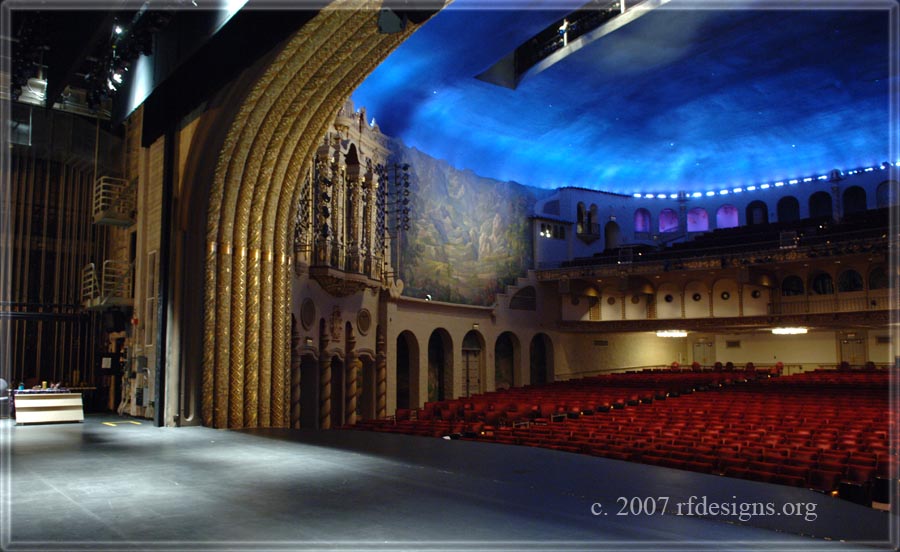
[202,1,425,428]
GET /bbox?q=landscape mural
[387,138,550,306]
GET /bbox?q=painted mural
[388,138,550,306]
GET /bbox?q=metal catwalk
[2,414,894,551]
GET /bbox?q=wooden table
[14,392,84,424]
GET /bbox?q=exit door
[839,332,867,366]
[692,342,713,366]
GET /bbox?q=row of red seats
[348,370,892,504]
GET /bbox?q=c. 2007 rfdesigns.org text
[590,496,818,522]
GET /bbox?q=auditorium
[2,0,898,550]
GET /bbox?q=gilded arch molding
[202,1,428,428]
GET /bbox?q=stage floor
[2,414,895,551]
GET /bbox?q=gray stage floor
[1,414,895,551]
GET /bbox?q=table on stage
[13,389,85,425]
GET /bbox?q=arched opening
[686,208,708,232]
[428,329,453,402]
[781,275,805,296]
[461,330,485,397]
[869,266,889,290]
[746,200,768,225]
[716,205,738,229]
[876,181,897,208]
[588,204,598,232]
[330,355,345,427]
[299,354,319,429]
[604,221,621,250]
[843,186,867,216]
[810,271,834,295]
[659,208,679,233]
[396,331,419,411]
[837,269,864,292]
[358,354,376,421]
[777,196,800,223]
[529,333,554,385]
[809,191,833,219]
[576,202,586,233]
[494,332,519,390]
[634,208,651,234]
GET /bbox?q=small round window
[692,293,702,302]
[751,290,761,299]
[607,297,616,306]
[664,294,674,303]
[721,291,731,301]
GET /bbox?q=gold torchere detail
[201,242,218,427]
[280,262,293,427]
[229,250,246,429]
[214,247,232,428]
[258,251,274,427]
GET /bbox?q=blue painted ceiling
[351,0,893,195]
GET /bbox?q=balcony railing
[81,261,133,309]
[93,176,136,226]
[774,291,891,315]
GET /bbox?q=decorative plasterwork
[201,1,426,429]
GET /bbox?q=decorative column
[346,356,361,426]
[363,162,375,260]
[333,160,346,268]
[344,328,358,426]
[376,326,387,419]
[319,333,331,429]
[315,153,332,266]
[347,173,362,273]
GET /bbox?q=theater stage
[2,414,894,551]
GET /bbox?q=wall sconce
[472,323,479,330]
[304,336,314,346]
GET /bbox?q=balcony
[81,261,133,309]
[775,291,892,316]
[576,221,600,244]
[306,239,385,297]
[93,176,136,226]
